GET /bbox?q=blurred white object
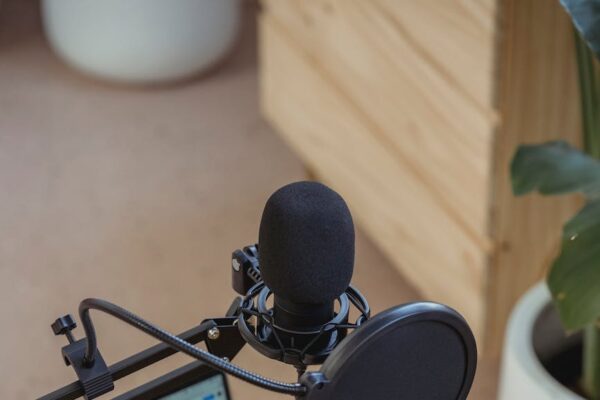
[41,0,241,84]
[499,283,583,400]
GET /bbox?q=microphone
[258,181,355,334]
[232,181,361,367]
[39,180,478,400]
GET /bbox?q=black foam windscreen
[305,303,477,400]
[258,181,354,305]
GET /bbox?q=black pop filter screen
[306,303,477,400]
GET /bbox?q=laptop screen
[159,373,229,400]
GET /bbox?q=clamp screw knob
[51,314,77,344]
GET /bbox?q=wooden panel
[260,14,486,337]
[375,0,497,106]
[486,0,582,355]
[263,0,497,243]
[259,0,582,355]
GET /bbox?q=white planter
[41,0,241,84]
[499,282,584,400]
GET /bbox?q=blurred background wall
[0,0,578,399]
[0,1,434,399]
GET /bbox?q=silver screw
[208,327,220,340]
[232,259,241,272]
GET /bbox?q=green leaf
[548,200,600,330]
[511,141,600,198]
[511,141,600,329]
[560,0,600,58]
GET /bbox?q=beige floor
[0,1,497,399]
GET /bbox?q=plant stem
[584,323,600,399]
[574,30,600,159]
[575,28,600,399]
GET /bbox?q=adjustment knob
[51,314,77,343]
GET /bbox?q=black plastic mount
[61,340,113,400]
[231,244,261,295]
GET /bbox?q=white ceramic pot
[41,0,241,84]
[499,282,584,399]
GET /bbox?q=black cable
[78,298,307,396]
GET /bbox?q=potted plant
[499,1,600,399]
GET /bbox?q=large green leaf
[548,200,600,330]
[560,0,600,58]
[511,141,600,329]
[511,141,600,198]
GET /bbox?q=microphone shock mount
[237,282,370,368]
[231,244,370,369]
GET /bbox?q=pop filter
[303,302,477,400]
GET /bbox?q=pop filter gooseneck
[77,298,307,396]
